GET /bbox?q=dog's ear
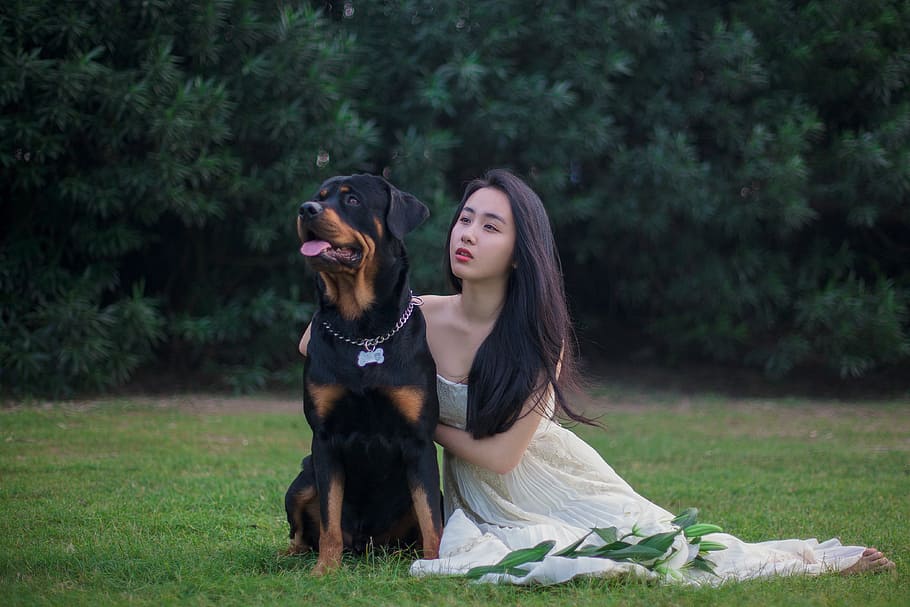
[385,179,429,240]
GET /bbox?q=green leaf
[572,540,630,558]
[684,523,724,538]
[552,531,592,557]
[464,565,532,580]
[463,540,555,580]
[671,508,699,528]
[592,526,619,544]
[493,540,556,569]
[689,555,719,575]
[636,530,680,553]
[598,544,666,562]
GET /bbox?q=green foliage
[565,0,909,378]
[1,1,372,395]
[2,0,908,396]
[464,540,555,580]
[332,0,909,378]
[465,509,727,580]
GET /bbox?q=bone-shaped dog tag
[357,347,384,367]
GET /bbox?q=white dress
[409,375,866,585]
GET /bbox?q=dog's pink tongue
[300,240,332,257]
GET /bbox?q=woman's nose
[460,225,476,244]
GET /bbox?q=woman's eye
[347,196,360,206]
[484,224,498,232]
[459,216,470,224]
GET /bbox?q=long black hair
[443,169,594,438]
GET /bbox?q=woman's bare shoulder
[417,294,455,327]
[417,294,454,310]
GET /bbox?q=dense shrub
[2,1,907,396]
[336,0,910,378]
[1,1,376,395]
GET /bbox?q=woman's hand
[299,323,312,357]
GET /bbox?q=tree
[336,0,910,378]
[3,1,907,396]
[1,1,377,395]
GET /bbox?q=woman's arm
[299,323,312,357]
[434,390,551,475]
[435,352,564,476]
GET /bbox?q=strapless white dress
[409,375,866,585]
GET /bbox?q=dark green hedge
[3,1,908,396]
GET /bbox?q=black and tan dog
[284,174,441,575]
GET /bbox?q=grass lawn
[1,384,907,606]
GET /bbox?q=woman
[410,169,895,585]
[304,169,895,584]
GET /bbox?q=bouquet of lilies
[464,508,726,581]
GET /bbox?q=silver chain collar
[320,293,423,353]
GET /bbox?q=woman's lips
[454,248,473,262]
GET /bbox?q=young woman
[300,169,894,584]
[406,169,894,584]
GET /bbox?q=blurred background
[2,1,908,397]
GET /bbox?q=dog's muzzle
[299,201,323,219]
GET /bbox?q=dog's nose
[299,201,323,219]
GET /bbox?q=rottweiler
[284,174,442,575]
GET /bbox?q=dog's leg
[381,385,442,557]
[407,444,443,559]
[284,457,319,555]
[312,446,346,575]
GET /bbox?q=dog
[284,174,442,575]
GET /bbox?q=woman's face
[449,187,517,283]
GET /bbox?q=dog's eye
[346,196,360,206]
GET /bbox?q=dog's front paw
[311,554,342,576]
[282,539,312,557]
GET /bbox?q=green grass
[1,389,907,606]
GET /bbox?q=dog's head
[297,174,429,317]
